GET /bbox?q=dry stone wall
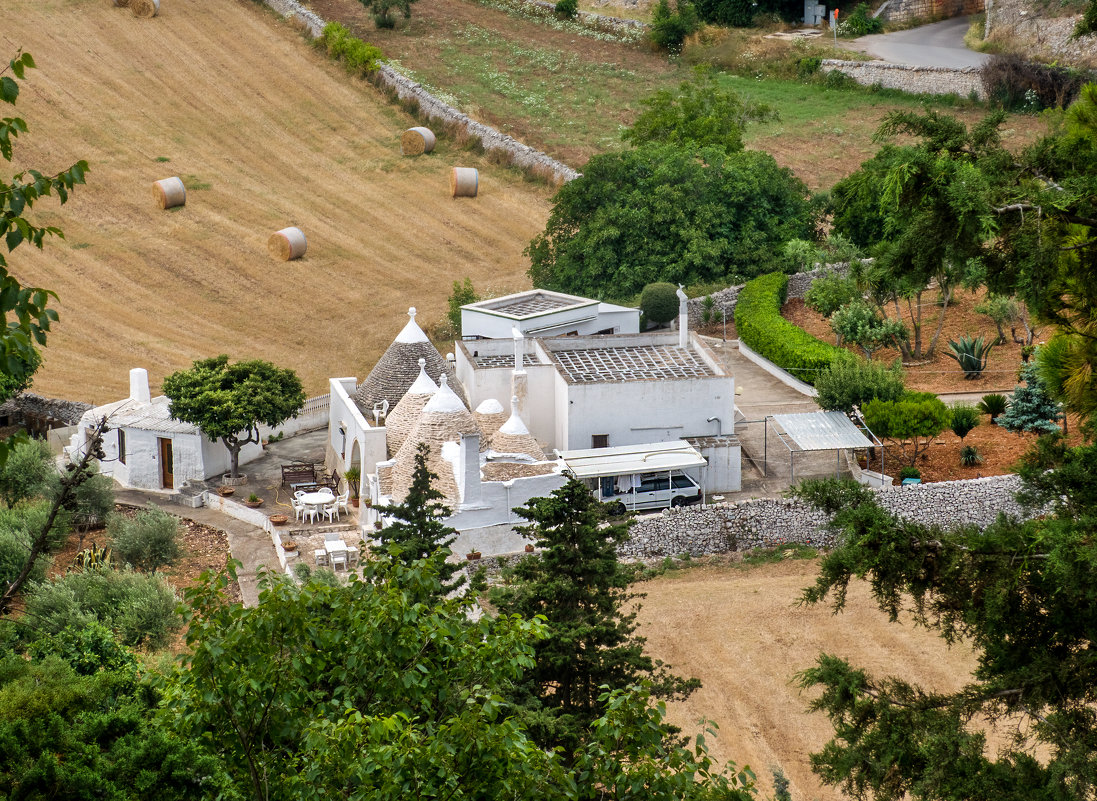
[684,263,851,323]
[881,0,983,23]
[260,0,581,183]
[821,60,986,99]
[620,473,1029,558]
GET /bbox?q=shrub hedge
[734,272,855,385]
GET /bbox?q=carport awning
[558,440,707,478]
[772,411,874,451]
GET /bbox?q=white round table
[300,491,334,520]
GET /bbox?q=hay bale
[401,127,436,156]
[268,227,307,261]
[450,167,478,198]
[152,177,186,209]
[131,0,159,16]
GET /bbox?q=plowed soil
[6,0,551,404]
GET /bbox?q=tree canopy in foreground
[792,436,1097,801]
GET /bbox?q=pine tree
[999,361,1062,435]
[492,476,698,757]
[372,442,462,595]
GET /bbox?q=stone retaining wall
[620,473,1028,558]
[684,263,852,323]
[260,0,581,183]
[985,0,1096,66]
[880,0,983,23]
[821,60,986,99]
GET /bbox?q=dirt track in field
[5,0,550,404]
[637,558,985,801]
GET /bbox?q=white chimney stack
[512,326,525,374]
[129,368,151,404]
[676,285,689,349]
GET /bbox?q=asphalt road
[851,16,989,68]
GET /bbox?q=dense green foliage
[693,0,800,26]
[814,359,905,414]
[975,293,1025,344]
[447,277,478,332]
[162,355,305,478]
[555,0,578,18]
[1078,0,1097,36]
[492,477,699,757]
[804,271,860,319]
[830,300,906,359]
[978,392,1008,418]
[639,282,680,325]
[862,392,950,466]
[999,361,1062,434]
[623,69,774,154]
[649,0,700,53]
[836,3,882,36]
[0,51,87,466]
[527,144,814,298]
[24,566,181,648]
[0,437,51,507]
[949,402,980,441]
[980,54,1093,112]
[319,23,383,75]
[108,506,182,573]
[735,273,855,385]
[792,440,1097,800]
[943,334,996,379]
[373,442,462,595]
[0,503,59,591]
[959,443,983,466]
[354,0,418,28]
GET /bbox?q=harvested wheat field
[5,0,551,404]
[638,558,988,801]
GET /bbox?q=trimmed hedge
[734,272,856,385]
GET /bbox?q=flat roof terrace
[466,290,595,320]
[551,344,716,383]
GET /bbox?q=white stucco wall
[328,377,387,474]
[693,440,741,494]
[447,471,566,541]
[559,375,734,452]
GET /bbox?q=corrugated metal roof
[772,411,872,451]
[559,440,707,478]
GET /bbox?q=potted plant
[282,539,297,553]
[217,485,235,497]
[269,513,288,525]
[524,543,535,553]
[466,550,481,561]
[344,466,361,507]
[244,493,263,508]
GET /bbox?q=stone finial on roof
[490,395,544,460]
[395,307,429,344]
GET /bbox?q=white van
[596,471,702,514]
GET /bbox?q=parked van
[595,471,702,514]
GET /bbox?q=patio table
[300,490,335,522]
[325,539,348,556]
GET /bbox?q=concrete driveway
[849,16,989,68]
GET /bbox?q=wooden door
[158,437,174,489]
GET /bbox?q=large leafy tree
[832,111,1003,360]
[622,68,775,155]
[492,476,699,757]
[862,391,950,467]
[526,143,815,298]
[162,355,305,478]
[373,442,463,596]
[0,50,87,444]
[791,440,1097,801]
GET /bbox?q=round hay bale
[449,167,478,198]
[401,127,436,156]
[268,227,307,261]
[152,177,186,209]
[131,0,159,17]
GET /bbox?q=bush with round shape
[108,506,182,572]
[804,272,860,319]
[863,392,951,467]
[555,0,578,18]
[640,282,680,326]
[898,466,921,481]
[815,358,905,414]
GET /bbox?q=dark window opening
[591,434,609,449]
[118,429,126,465]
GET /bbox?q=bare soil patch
[636,557,987,801]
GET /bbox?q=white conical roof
[385,359,438,456]
[498,395,530,436]
[407,358,439,395]
[394,306,429,344]
[422,374,466,415]
[475,398,504,415]
[489,396,544,460]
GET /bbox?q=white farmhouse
[460,289,639,340]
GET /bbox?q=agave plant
[960,445,983,467]
[72,543,113,570]
[945,334,996,379]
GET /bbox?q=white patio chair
[334,491,350,518]
[314,549,328,566]
[294,490,307,499]
[323,530,343,543]
[330,551,347,571]
[291,498,306,522]
[322,500,339,523]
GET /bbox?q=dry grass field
[637,558,986,801]
[5,0,551,404]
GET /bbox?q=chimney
[460,432,482,506]
[676,285,689,349]
[129,368,151,404]
[512,327,525,374]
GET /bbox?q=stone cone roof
[390,375,481,504]
[354,307,467,416]
[385,359,437,456]
[473,398,507,452]
[489,396,545,460]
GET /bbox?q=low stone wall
[821,60,986,99]
[880,0,983,23]
[684,263,851,323]
[620,473,1028,558]
[259,0,580,183]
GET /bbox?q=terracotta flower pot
[524,544,535,553]
[282,540,297,552]
[269,514,288,525]
[244,500,263,509]
[217,486,235,497]
[466,551,481,561]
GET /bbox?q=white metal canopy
[558,440,707,478]
[772,411,874,452]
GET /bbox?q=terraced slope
[6,0,551,404]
